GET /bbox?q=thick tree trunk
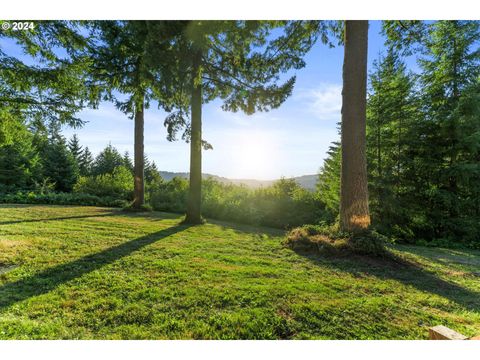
[340,20,371,232]
[185,49,203,224]
[133,96,145,209]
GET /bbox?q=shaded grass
[0,204,479,339]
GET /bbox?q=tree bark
[185,49,203,224]
[133,95,145,209]
[340,20,371,232]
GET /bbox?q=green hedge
[0,191,128,208]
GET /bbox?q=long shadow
[0,224,189,311]
[292,248,480,312]
[0,212,121,225]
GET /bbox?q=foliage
[317,141,341,221]
[0,21,96,128]
[149,177,325,229]
[68,134,83,163]
[0,192,127,207]
[0,122,41,189]
[365,47,418,241]
[40,140,79,193]
[79,146,94,176]
[74,166,134,200]
[91,144,125,176]
[148,176,189,213]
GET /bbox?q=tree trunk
[340,20,371,232]
[133,96,145,209]
[185,49,203,224]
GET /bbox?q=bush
[0,191,128,208]
[73,166,133,200]
[149,176,188,213]
[148,177,326,229]
[285,224,389,257]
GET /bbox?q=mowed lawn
[0,204,479,339]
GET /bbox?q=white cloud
[296,83,342,121]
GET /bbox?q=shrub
[73,166,133,200]
[148,177,325,229]
[0,191,128,208]
[149,176,188,213]
[285,224,389,257]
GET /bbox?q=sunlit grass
[0,204,479,339]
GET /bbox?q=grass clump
[285,223,390,257]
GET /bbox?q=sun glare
[231,132,279,180]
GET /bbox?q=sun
[231,131,278,179]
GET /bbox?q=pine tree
[40,129,79,192]
[145,159,162,184]
[366,48,417,234]
[68,134,83,164]
[0,122,41,189]
[340,20,370,232]
[85,21,187,209]
[92,144,124,176]
[317,141,341,221]
[79,146,94,176]
[122,151,134,174]
[417,20,480,240]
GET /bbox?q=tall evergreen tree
[122,151,134,174]
[317,141,341,221]
[92,144,124,176]
[416,20,480,240]
[0,121,41,189]
[40,126,79,192]
[79,146,94,176]
[68,134,83,164]
[366,48,417,235]
[340,20,370,232]
[85,21,187,209]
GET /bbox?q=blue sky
[2,21,408,180]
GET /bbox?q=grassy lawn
[0,204,479,339]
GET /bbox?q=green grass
[0,204,479,339]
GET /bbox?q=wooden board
[429,325,468,340]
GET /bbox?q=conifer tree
[366,47,417,236]
[68,134,83,163]
[79,146,94,176]
[92,144,124,176]
[339,20,370,232]
[122,151,134,174]
[317,141,341,221]
[85,20,186,209]
[416,20,480,239]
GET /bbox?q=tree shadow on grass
[0,224,190,311]
[0,212,121,225]
[292,247,480,312]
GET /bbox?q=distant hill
[158,171,318,191]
